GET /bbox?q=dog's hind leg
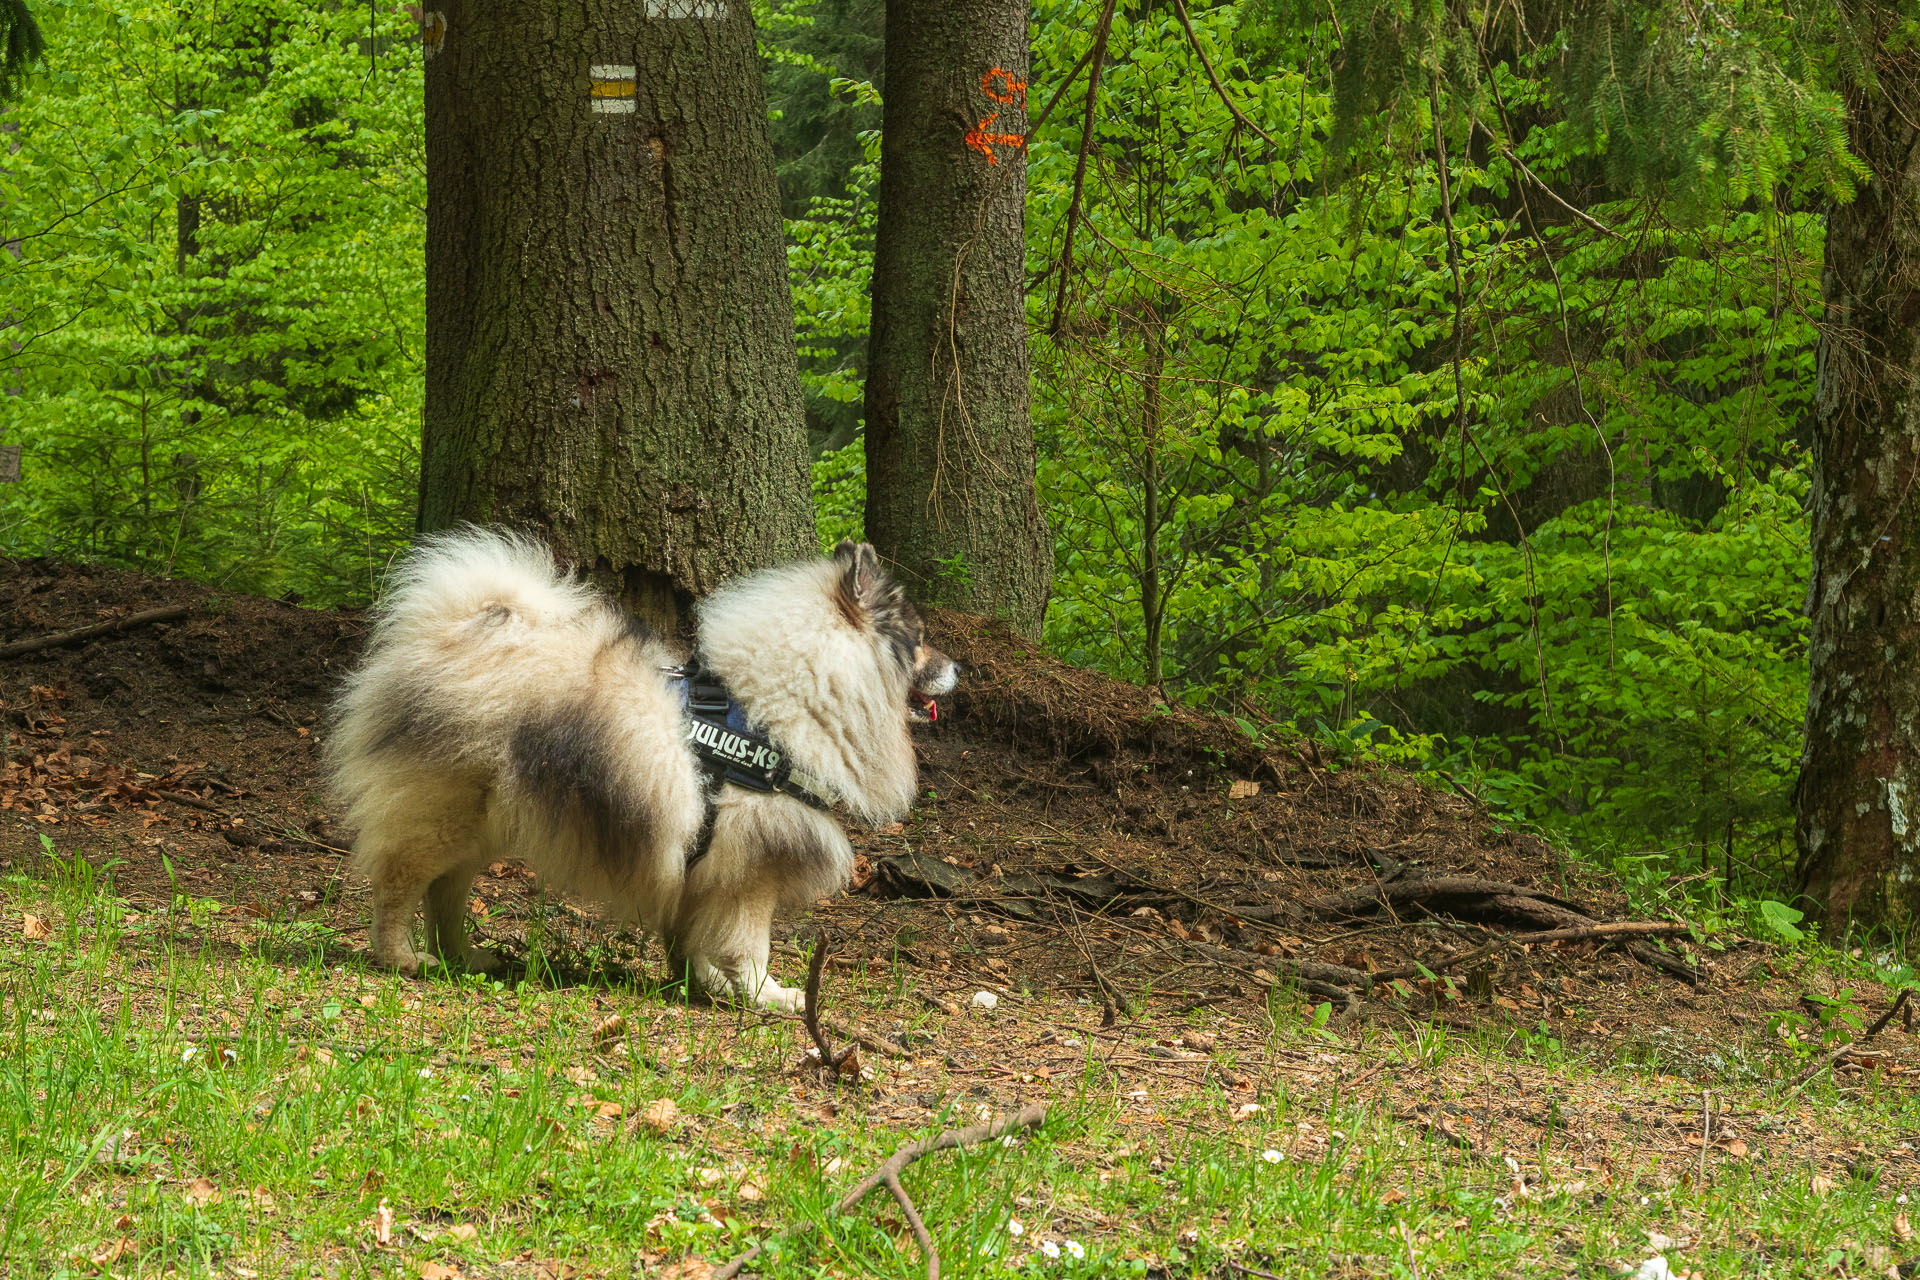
[424,859,503,974]
[358,780,488,977]
[366,861,432,976]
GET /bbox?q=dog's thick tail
[369,525,596,645]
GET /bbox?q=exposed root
[1311,876,1701,986]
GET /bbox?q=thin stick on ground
[711,1103,1048,1280]
[1697,1090,1711,1189]
[801,931,858,1079]
[0,605,189,659]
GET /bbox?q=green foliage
[0,0,44,100]
[0,0,423,604]
[1294,0,1864,207]
[1008,0,1828,892]
[1,0,1858,902]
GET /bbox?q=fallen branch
[1308,876,1589,923]
[821,1015,908,1059]
[1313,876,1701,986]
[800,932,859,1081]
[0,605,189,659]
[1372,920,1693,982]
[1174,938,1370,1011]
[711,1104,1048,1280]
[1786,988,1914,1093]
[157,790,227,816]
[1867,987,1914,1039]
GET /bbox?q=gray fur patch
[362,682,454,758]
[508,708,645,871]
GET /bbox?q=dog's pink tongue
[921,695,938,722]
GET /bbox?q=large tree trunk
[420,0,813,632]
[864,0,1050,637]
[1795,17,1920,935]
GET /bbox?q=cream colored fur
[327,528,943,1012]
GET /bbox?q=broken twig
[801,932,860,1081]
[711,1103,1048,1280]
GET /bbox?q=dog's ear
[832,541,896,628]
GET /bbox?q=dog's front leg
[674,890,803,1013]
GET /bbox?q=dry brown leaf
[1228,779,1260,800]
[630,1097,678,1136]
[373,1198,395,1247]
[89,1237,133,1266]
[419,1262,463,1280]
[1723,1138,1749,1158]
[447,1223,479,1243]
[1811,1174,1836,1197]
[593,1101,625,1120]
[592,1014,629,1048]
[21,914,48,940]
[1895,1211,1913,1242]
[184,1176,218,1206]
[736,1177,766,1204]
[1181,1030,1217,1053]
[655,1259,713,1280]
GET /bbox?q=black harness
[665,661,834,869]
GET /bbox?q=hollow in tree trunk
[419,0,813,632]
[1795,10,1920,936]
[863,0,1050,637]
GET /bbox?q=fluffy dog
[326,528,956,1010]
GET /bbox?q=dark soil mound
[2,556,1751,1046]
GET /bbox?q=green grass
[3,850,1918,1278]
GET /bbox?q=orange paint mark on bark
[981,67,1028,107]
[968,69,1028,163]
[965,111,1026,163]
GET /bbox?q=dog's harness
[664,661,835,870]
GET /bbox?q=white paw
[373,946,426,977]
[754,980,805,1014]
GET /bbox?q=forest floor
[4,556,1919,1278]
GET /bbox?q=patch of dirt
[1,555,1910,1095]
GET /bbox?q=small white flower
[1040,1240,1061,1259]
[1262,1149,1283,1164]
[417,1067,433,1079]
[1008,1218,1025,1237]
[180,1044,197,1062]
[1066,1240,1085,1260]
[1902,1194,1912,1206]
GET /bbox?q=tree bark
[1795,13,1920,935]
[864,0,1051,637]
[420,0,813,632]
